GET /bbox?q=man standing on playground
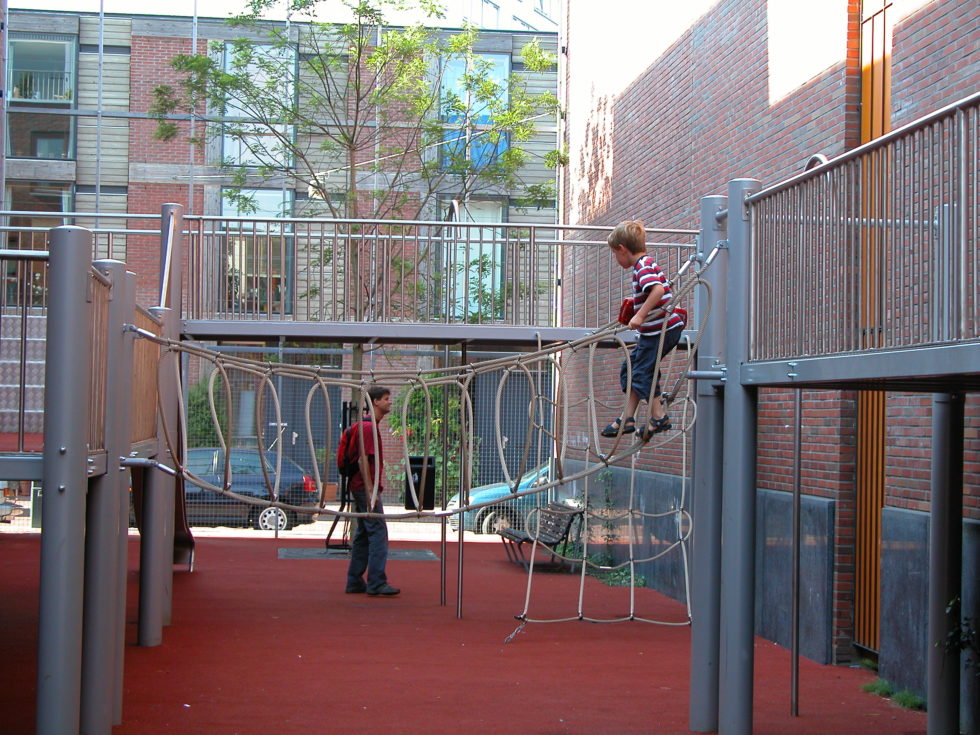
[345,385,400,597]
[601,220,685,441]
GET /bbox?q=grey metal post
[456,343,468,619]
[139,305,178,645]
[718,178,761,735]
[113,270,137,723]
[689,194,728,733]
[159,203,185,313]
[159,203,183,621]
[927,392,963,735]
[81,260,133,734]
[37,226,93,735]
[791,389,802,716]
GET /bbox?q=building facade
[3,9,559,307]
[559,0,978,719]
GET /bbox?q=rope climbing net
[133,245,719,627]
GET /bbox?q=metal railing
[0,245,118,455]
[750,91,979,361]
[0,249,48,449]
[1,213,699,330]
[9,69,73,102]
[184,217,698,329]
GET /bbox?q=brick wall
[127,183,204,307]
[562,0,979,663]
[890,0,980,125]
[129,35,206,167]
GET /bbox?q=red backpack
[336,425,361,478]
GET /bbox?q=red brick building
[559,0,978,717]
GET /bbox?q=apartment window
[512,16,537,31]
[5,34,77,160]
[533,0,555,20]
[440,53,511,169]
[463,0,502,27]
[220,43,296,168]
[442,199,506,321]
[3,181,73,306]
[220,188,294,314]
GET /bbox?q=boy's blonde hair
[607,220,646,254]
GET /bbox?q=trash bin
[404,456,435,510]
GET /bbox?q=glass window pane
[223,43,294,112]
[448,199,505,321]
[440,53,509,124]
[470,131,508,167]
[6,111,73,159]
[6,36,76,160]
[8,38,75,104]
[2,180,72,307]
[220,188,294,314]
[440,53,510,170]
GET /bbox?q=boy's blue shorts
[619,325,684,401]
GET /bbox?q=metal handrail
[748,89,980,203]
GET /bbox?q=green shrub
[892,688,926,711]
[861,678,894,697]
[185,375,229,447]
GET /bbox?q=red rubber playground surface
[1,529,927,734]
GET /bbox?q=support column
[37,226,93,735]
[927,392,963,734]
[139,307,177,646]
[114,270,137,723]
[719,178,761,735]
[81,260,135,734]
[689,194,728,733]
[138,202,185,644]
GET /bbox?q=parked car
[183,447,320,531]
[447,463,552,534]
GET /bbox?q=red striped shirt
[631,255,684,334]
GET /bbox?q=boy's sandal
[639,415,672,441]
[601,416,635,437]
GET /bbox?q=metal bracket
[120,456,177,476]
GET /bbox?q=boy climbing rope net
[602,219,686,441]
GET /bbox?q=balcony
[9,70,73,103]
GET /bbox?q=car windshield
[186,449,214,475]
[200,449,306,475]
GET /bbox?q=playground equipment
[2,90,977,735]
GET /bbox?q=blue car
[446,463,552,534]
[183,447,321,530]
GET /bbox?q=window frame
[438,197,508,322]
[2,180,73,308]
[5,33,78,161]
[219,41,298,169]
[219,187,296,315]
[438,52,512,170]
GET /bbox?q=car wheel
[254,506,293,531]
[480,506,519,535]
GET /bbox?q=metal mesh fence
[178,343,558,533]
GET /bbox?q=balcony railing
[183,217,699,330]
[8,69,73,103]
[750,90,979,361]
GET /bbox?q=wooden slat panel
[77,54,130,110]
[79,16,131,47]
[75,120,129,185]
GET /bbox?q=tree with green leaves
[151,0,562,383]
[151,0,561,223]
[385,377,470,498]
